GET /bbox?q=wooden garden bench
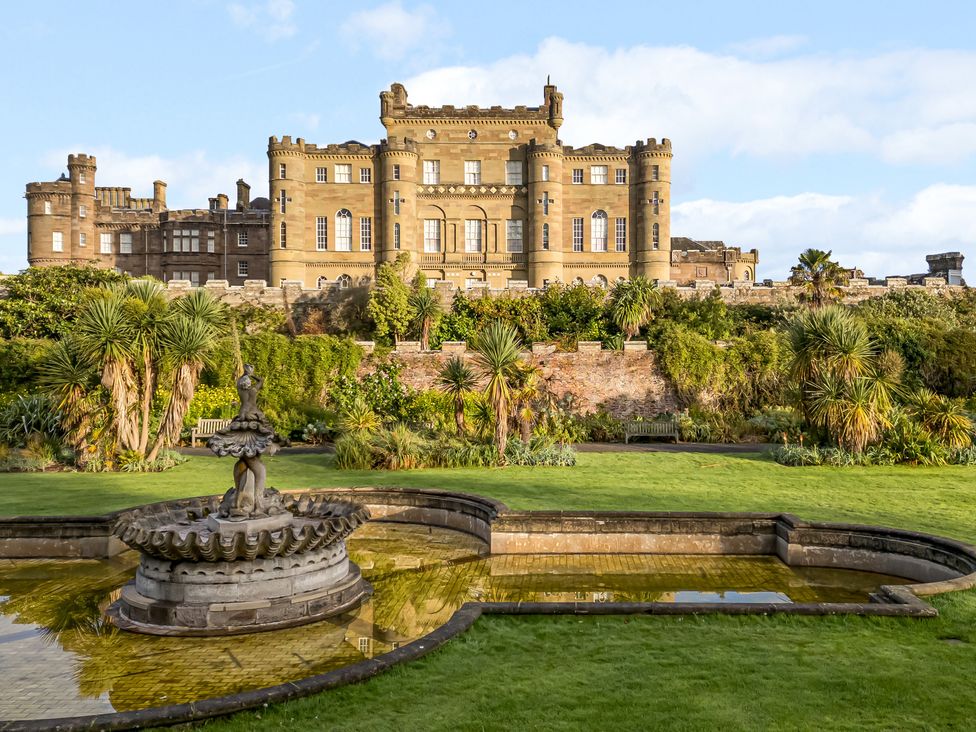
[190,418,232,447]
[623,417,680,444]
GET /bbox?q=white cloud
[403,39,976,164]
[341,2,449,61]
[728,34,808,58]
[41,148,267,210]
[880,123,976,165]
[672,185,975,280]
[228,0,296,41]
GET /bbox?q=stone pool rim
[2,486,976,731]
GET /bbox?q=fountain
[107,364,371,635]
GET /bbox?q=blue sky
[2,0,975,278]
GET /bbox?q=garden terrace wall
[159,276,963,308]
[360,347,681,419]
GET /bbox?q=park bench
[190,418,232,447]
[623,417,680,444]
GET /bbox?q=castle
[24,83,758,288]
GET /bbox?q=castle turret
[68,154,97,262]
[634,138,672,281]
[527,141,564,287]
[379,137,419,266]
[268,136,308,284]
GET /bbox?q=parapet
[67,153,96,167]
[380,137,419,154]
[380,81,553,122]
[563,143,631,157]
[269,136,377,156]
[635,138,673,155]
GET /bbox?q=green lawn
[6,452,976,730]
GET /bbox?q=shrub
[748,407,805,442]
[334,433,374,470]
[370,424,424,470]
[424,439,497,468]
[0,339,53,395]
[118,450,187,473]
[505,437,577,466]
[183,385,239,427]
[772,444,823,466]
[0,394,64,448]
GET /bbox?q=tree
[509,362,543,443]
[436,356,478,436]
[0,265,126,339]
[787,306,898,453]
[789,249,847,309]
[40,279,226,465]
[367,254,414,345]
[409,273,442,351]
[472,320,523,460]
[907,389,973,449]
[608,276,656,340]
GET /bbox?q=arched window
[393,222,401,249]
[743,268,752,281]
[316,276,328,289]
[591,210,608,252]
[335,209,352,251]
[593,275,608,288]
[359,275,371,286]
[652,223,660,250]
[542,223,549,250]
[279,221,287,248]
[573,277,584,286]
[337,274,351,289]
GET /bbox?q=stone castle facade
[24,83,756,288]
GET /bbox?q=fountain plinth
[107,365,371,636]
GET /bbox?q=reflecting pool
[0,523,908,721]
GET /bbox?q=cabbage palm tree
[472,320,522,460]
[609,276,656,340]
[908,390,973,449]
[409,285,441,351]
[37,337,101,460]
[509,362,542,443]
[437,356,478,435]
[123,278,169,455]
[337,395,382,434]
[790,248,846,309]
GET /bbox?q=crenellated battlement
[379,136,419,154]
[67,153,96,167]
[268,136,376,157]
[564,143,632,157]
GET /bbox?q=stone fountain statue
[108,366,371,636]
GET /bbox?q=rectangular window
[238,231,248,247]
[506,220,523,253]
[336,214,351,251]
[190,230,200,253]
[52,231,63,252]
[572,218,583,251]
[316,217,327,251]
[79,232,86,247]
[590,165,608,184]
[542,223,549,250]
[279,163,286,179]
[423,219,441,252]
[422,160,440,185]
[393,164,400,180]
[100,232,112,254]
[79,172,86,184]
[393,222,401,249]
[207,272,216,282]
[358,637,370,655]
[334,164,352,183]
[315,167,327,183]
[615,218,627,252]
[464,160,481,185]
[541,165,549,182]
[79,204,87,218]
[44,201,52,215]
[652,191,660,214]
[279,189,286,214]
[393,191,401,215]
[464,219,481,253]
[543,192,549,216]
[615,169,627,184]
[652,223,660,250]
[360,168,371,184]
[120,233,133,254]
[360,217,372,250]
[572,168,583,184]
[190,271,200,287]
[279,221,287,248]
[652,164,660,181]
[505,161,523,185]
[238,260,248,277]
[207,231,215,254]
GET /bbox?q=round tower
[634,139,672,282]
[67,154,97,262]
[527,142,564,287]
[268,136,307,285]
[379,137,419,267]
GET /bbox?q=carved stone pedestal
[109,541,371,636]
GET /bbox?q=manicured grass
[5,452,976,547]
[6,451,976,730]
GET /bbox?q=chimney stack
[153,180,167,211]
[236,179,251,210]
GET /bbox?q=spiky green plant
[472,320,523,460]
[608,276,656,340]
[338,396,382,434]
[409,284,441,351]
[789,248,847,309]
[437,356,478,436]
